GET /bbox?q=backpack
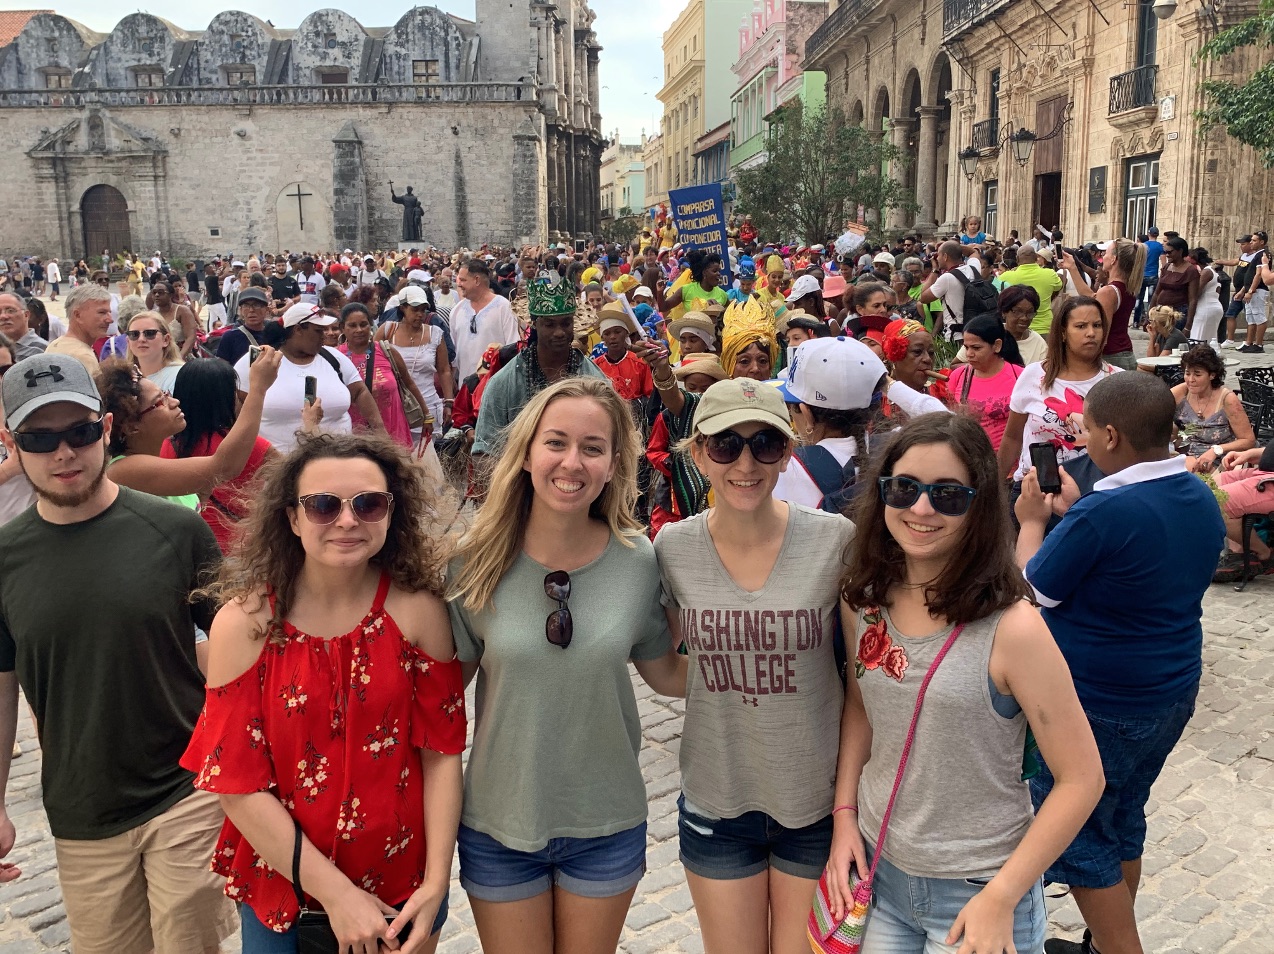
[950,264,1000,324]
[792,444,858,515]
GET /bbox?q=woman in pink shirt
[948,314,1025,453]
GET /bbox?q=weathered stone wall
[1,100,547,257]
[383,7,467,84]
[194,12,273,87]
[97,13,183,89]
[0,13,92,90]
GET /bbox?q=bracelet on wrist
[832,805,858,815]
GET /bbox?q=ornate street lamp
[958,101,1072,180]
[958,147,980,179]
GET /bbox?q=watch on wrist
[1212,444,1225,458]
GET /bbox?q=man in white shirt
[45,259,61,301]
[450,259,520,379]
[358,256,386,286]
[295,257,327,305]
[920,241,984,338]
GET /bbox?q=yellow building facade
[659,0,708,202]
[806,0,1274,252]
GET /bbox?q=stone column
[915,106,941,235]
[331,122,368,251]
[887,117,913,232]
[512,118,544,245]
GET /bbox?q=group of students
[0,269,1228,954]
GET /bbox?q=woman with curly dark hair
[98,352,281,509]
[1169,343,1254,472]
[664,249,729,312]
[181,432,465,954]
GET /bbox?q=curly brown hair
[95,357,145,456]
[201,431,453,643]
[1181,343,1225,389]
[839,413,1027,625]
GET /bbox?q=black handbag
[292,819,411,953]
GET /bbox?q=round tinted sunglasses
[702,428,788,465]
[297,491,394,525]
[878,476,977,517]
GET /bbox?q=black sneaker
[1044,930,1093,954]
[1239,344,1256,353]
[1252,345,1266,353]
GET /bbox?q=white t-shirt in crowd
[451,294,520,379]
[1007,360,1121,479]
[773,436,859,509]
[296,271,327,305]
[234,347,359,454]
[929,258,983,328]
[46,262,61,284]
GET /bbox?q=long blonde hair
[449,376,642,611]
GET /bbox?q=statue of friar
[389,182,423,243]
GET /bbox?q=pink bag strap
[863,622,964,884]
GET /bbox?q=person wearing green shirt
[665,250,729,312]
[999,246,1063,336]
[448,375,685,954]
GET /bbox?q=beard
[18,450,109,509]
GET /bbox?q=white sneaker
[1222,339,1237,349]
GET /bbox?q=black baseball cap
[1238,234,1253,243]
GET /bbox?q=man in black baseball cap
[0,354,231,953]
[216,285,273,364]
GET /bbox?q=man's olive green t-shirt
[0,487,220,840]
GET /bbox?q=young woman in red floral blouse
[181,432,465,954]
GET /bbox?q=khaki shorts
[54,788,235,954]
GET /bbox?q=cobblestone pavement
[3,579,1273,954]
[0,318,1272,952]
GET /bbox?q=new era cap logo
[815,389,827,402]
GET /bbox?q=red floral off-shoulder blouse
[179,573,466,933]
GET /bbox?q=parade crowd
[0,214,1267,954]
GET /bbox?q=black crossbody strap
[292,817,308,912]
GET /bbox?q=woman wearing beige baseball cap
[653,376,857,954]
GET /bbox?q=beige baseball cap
[692,377,793,437]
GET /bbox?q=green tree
[601,214,641,247]
[1196,0,1274,165]
[735,104,915,244]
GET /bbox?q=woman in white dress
[1190,248,1224,341]
[377,285,455,436]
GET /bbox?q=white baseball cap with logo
[777,336,886,411]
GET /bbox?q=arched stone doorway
[81,185,131,260]
[275,181,332,251]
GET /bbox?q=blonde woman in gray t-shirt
[828,414,1103,953]
[447,376,686,954]
[654,377,858,954]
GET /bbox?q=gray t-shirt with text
[655,504,855,827]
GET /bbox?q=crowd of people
[0,217,1262,954]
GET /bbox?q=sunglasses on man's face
[126,328,163,341]
[297,491,394,525]
[13,418,105,454]
[878,476,977,517]
[702,428,789,465]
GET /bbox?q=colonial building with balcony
[600,133,646,221]
[803,0,957,235]
[0,2,606,257]
[730,0,828,181]
[940,0,1273,251]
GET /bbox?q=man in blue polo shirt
[1015,372,1223,954]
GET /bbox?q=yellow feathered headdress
[720,296,779,376]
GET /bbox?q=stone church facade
[0,2,605,259]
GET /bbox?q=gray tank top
[855,603,1033,879]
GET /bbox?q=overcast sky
[19,0,680,140]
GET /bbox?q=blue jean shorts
[677,793,832,881]
[457,822,646,903]
[239,893,448,953]
[860,848,1045,954]
[1030,692,1196,889]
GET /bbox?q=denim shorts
[457,822,646,903]
[1030,692,1196,889]
[239,893,448,953]
[860,848,1045,954]
[677,793,832,881]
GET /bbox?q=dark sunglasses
[0,364,12,377]
[13,418,104,454]
[878,476,977,517]
[297,491,394,525]
[703,428,788,465]
[126,328,163,341]
[544,570,572,649]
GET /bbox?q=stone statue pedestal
[397,241,426,252]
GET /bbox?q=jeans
[239,894,449,953]
[677,793,832,881]
[860,849,1046,954]
[1134,277,1157,326]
